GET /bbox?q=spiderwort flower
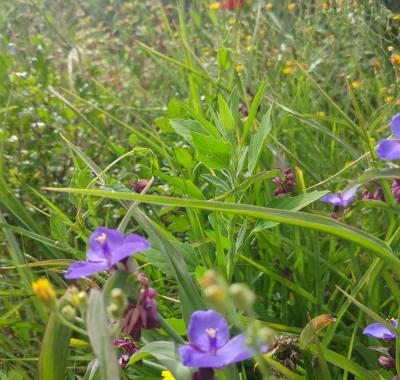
[376,113,400,160]
[363,319,398,340]
[320,187,356,207]
[179,310,267,369]
[65,227,150,279]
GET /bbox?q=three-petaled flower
[377,113,400,160]
[179,310,267,369]
[320,187,357,207]
[65,227,150,279]
[363,319,398,340]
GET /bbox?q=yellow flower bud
[32,278,56,308]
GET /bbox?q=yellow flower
[393,14,400,21]
[235,63,244,72]
[246,45,252,52]
[385,96,394,103]
[203,48,212,57]
[316,111,325,117]
[351,81,362,89]
[322,2,329,10]
[288,2,296,11]
[378,87,386,94]
[210,2,221,10]
[396,99,400,106]
[265,3,273,10]
[97,112,106,121]
[391,54,400,65]
[283,66,294,75]
[228,17,236,25]
[32,278,56,308]
[162,371,176,380]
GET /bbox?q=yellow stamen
[97,232,107,244]
[206,328,217,338]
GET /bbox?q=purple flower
[363,319,398,340]
[377,113,400,160]
[65,227,150,279]
[320,187,357,207]
[179,310,267,369]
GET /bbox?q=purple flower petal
[218,334,269,366]
[87,227,124,261]
[342,187,357,203]
[376,139,400,160]
[320,193,342,205]
[65,260,108,279]
[188,310,229,352]
[179,344,225,368]
[217,334,252,365]
[363,320,397,340]
[109,234,150,265]
[391,113,400,138]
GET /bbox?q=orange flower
[391,54,400,65]
[265,2,273,10]
[222,0,244,10]
[372,59,380,70]
[288,2,296,11]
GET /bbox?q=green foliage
[1,0,400,379]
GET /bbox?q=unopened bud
[66,286,80,306]
[258,327,273,345]
[61,305,76,321]
[379,355,396,369]
[200,270,218,289]
[107,303,121,319]
[111,288,126,306]
[137,273,149,287]
[77,291,88,308]
[32,278,56,309]
[229,283,256,310]
[295,166,306,193]
[204,285,224,305]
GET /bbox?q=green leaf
[87,289,120,380]
[243,80,267,140]
[308,345,377,380]
[128,341,191,380]
[44,188,400,271]
[191,132,232,169]
[252,190,329,231]
[39,312,71,380]
[169,119,209,144]
[218,94,234,135]
[343,167,400,193]
[248,107,272,174]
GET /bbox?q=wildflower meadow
[2,0,400,379]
